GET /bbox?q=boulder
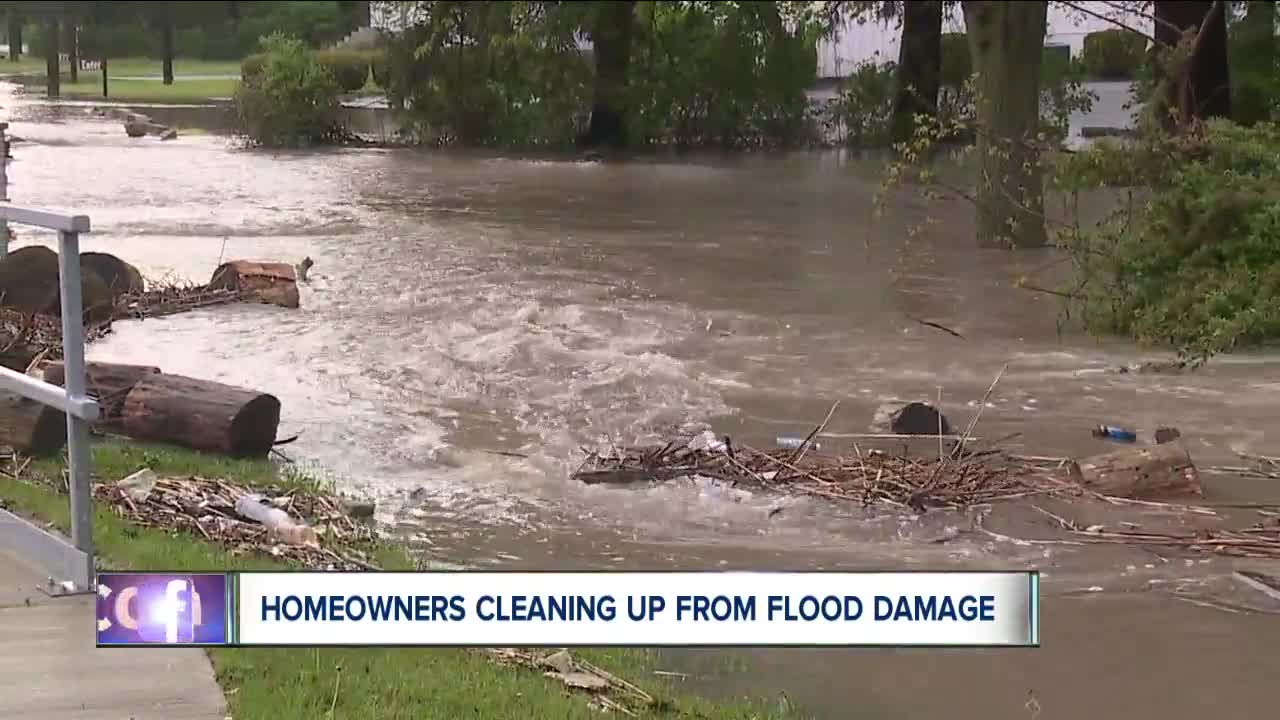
[124,121,148,138]
[0,246,116,321]
[890,402,952,436]
[80,252,144,295]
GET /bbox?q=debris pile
[92,472,381,570]
[486,648,659,716]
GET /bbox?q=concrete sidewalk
[0,548,226,720]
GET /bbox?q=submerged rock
[890,402,952,436]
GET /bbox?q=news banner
[95,571,1039,647]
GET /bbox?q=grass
[0,438,799,720]
[0,56,242,78]
[0,56,240,102]
[58,77,239,102]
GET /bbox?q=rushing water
[3,83,1276,717]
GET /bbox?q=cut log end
[0,390,67,456]
[1067,441,1203,500]
[231,394,283,458]
[209,260,300,309]
[122,373,281,459]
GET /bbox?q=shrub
[829,61,895,147]
[1054,120,1280,363]
[234,33,343,147]
[1080,29,1146,80]
[241,53,266,80]
[314,49,369,92]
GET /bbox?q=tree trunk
[44,17,60,98]
[1154,1,1231,125]
[1066,441,1203,499]
[0,390,68,456]
[121,374,281,458]
[962,1,1048,248]
[65,22,77,83]
[7,15,21,61]
[585,1,636,149]
[101,55,108,98]
[161,17,174,85]
[891,1,944,145]
[42,361,162,432]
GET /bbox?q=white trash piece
[687,430,726,453]
[235,494,319,546]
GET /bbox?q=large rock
[890,402,952,436]
[80,252,144,295]
[0,246,116,321]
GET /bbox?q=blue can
[1092,425,1137,442]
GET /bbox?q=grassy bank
[0,56,242,78]
[0,56,240,102]
[0,439,796,720]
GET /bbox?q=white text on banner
[235,572,1038,647]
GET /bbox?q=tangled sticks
[573,438,1055,511]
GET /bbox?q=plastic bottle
[776,434,820,451]
[1091,425,1137,443]
[235,494,319,546]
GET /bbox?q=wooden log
[0,390,67,455]
[42,361,161,430]
[208,260,300,309]
[1066,441,1203,499]
[121,373,281,458]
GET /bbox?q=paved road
[0,548,226,720]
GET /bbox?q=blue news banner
[97,571,1039,648]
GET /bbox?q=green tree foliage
[234,33,342,147]
[1053,120,1280,362]
[314,48,370,92]
[383,1,591,148]
[1080,29,1146,80]
[383,1,820,150]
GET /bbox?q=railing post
[56,229,94,590]
[0,122,9,258]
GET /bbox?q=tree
[585,0,636,148]
[159,3,174,84]
[962,1,1048,248]
[43,13,59,98]
[1154,0,1230,124]
[7,11,20,61]
[63,16,77,83]
[890,1,943,145]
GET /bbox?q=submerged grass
[0,438,799,720]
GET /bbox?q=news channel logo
[96,573,229,646]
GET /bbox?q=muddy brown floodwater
[4,84,1277,717]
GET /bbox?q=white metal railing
[0,205,99,594]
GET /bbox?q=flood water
[3,83,1277,717]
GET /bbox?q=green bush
[1080,29,1146,80]
[241,53,266,80]
[234,33,343,147]
[314,49,369,92]
[830,61,895,147]
[1054,120,1280,362]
